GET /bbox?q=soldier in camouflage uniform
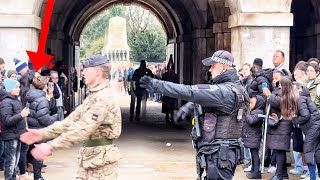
[20,55,122,180]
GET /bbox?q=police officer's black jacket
[293,94,320,164]
[0,93,26,140]
[26,89,58,129]
[267,87,293,151]
[242,95,265,149]
[149,69,240,114]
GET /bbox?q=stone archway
[36,0,217,109]
[39,0,217,87]
[290,0,320,70]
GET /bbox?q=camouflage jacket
[39,80,122,150]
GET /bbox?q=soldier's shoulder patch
[92,113,100,121]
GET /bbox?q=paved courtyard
[0,95,301,180]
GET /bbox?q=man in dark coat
[139,50,249,179]
[130,60,154,121]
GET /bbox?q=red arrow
[26,0,55,71]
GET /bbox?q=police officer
[140,50,249,180]
[20,55,122,180]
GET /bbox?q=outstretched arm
[140,77,236,114]
[39,104,83,139]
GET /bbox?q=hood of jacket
[0,89,7,101]
[300,85,310,97]
[209,69,239,85]
[254,68,274,83]
[26,89,46,103]
[254,95,266,110]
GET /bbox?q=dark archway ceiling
[46,0,205,42]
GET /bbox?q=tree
[129,24,166,62]
[84,37,105,58]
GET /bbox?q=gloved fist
[139,76,155,92]
[174,102,194,124]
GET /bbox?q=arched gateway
[0,0,319,109]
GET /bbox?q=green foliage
[84,37,105,58]
[128,24,166,62]
[80,6,167,62]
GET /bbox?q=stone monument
[102,16,130,62]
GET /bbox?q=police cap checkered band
[202,50,235,67]
[83,55,110,68]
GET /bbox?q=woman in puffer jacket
[242,95,265,179]
[265,77,295,180]
[292,82,320,180]
[26,76,58,180]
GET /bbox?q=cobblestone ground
[0,94,300,180]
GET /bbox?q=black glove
[174,102,194,124]
[139,75,155,92]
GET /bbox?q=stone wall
[209,0,231,53]
[0,0,43,70]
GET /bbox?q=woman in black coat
[242,95,265,179]
[265,77,294,180]
[292,84,320,179]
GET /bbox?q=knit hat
[7,70,17,79]
[32,76,50,90]
[13,58,28,73]
[4,79,20,93]
[0,57,5,65]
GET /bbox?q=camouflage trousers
[76,145,122,180]
[76,162,118,180]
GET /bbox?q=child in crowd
[243,95,265,179]
[0,79,30,180]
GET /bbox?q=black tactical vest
[203,82,249,140]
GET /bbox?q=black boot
[129,115,133,122]
[246,171,262,179]
[165,114,170,125]
[135,115,140,122]
[281,167,289,179]
[169,114,179,127]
